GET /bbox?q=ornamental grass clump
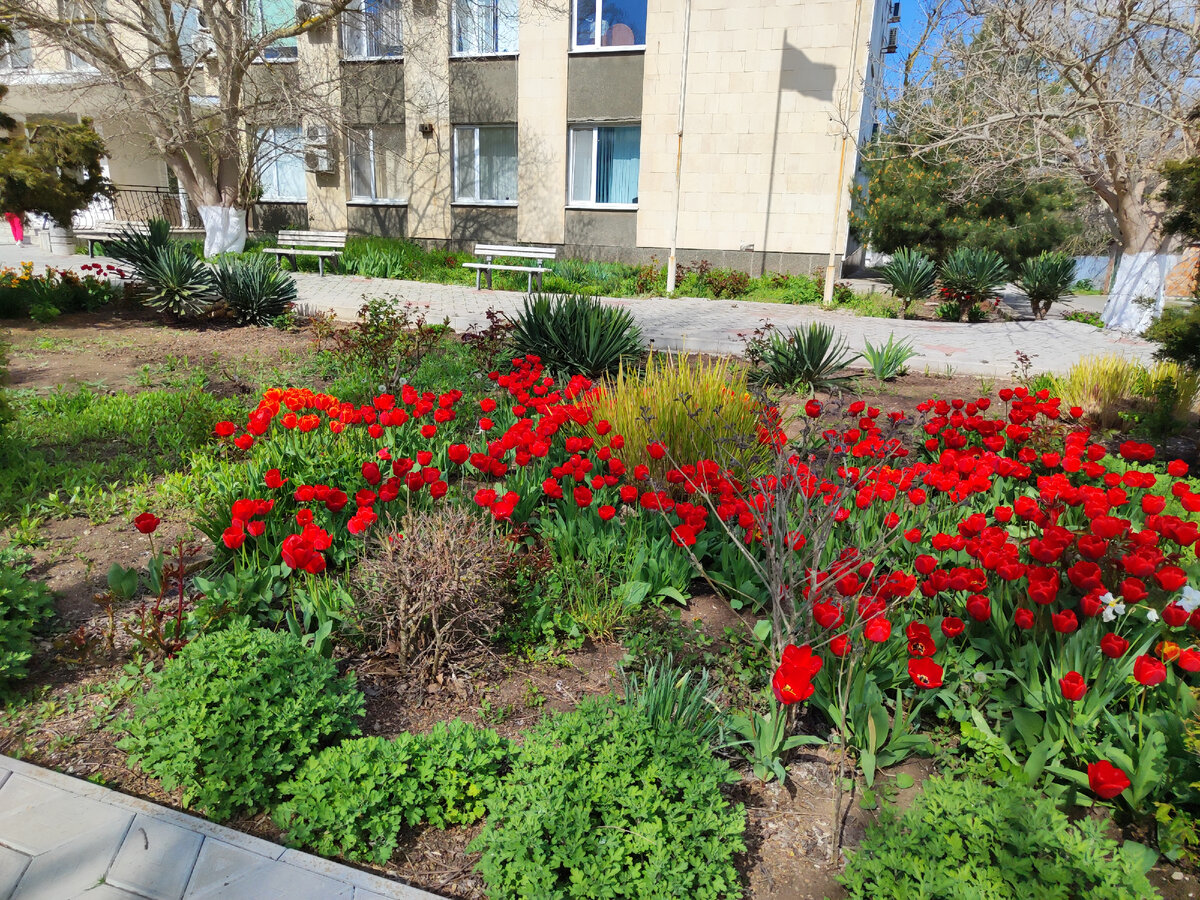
[470,699,745,899]
[115,623,363,820]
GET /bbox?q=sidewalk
[1,242,1158,376]
[0,754,438,900]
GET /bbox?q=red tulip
[908,657,943,689]
[863,617,892,643]
[772,643,823,704]
[940,616,965,638]
[1014,608,1035,630]
[1058,671,1087,701]
[133,512,160,534]
[1133,654,1167,686]
[1100,633,1129,658]
[1087,761,1130,800]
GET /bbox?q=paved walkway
[0,755,438,900]
[1,241,1158,376]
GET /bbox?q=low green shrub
[862,334,917,380]
[839,775,1158,900]
[470,699,745,899]
[0,549,55,693]
[274,721,510,865]
[879,248,937,319]
[1145,302,1200,371]
[0,262,120,321]
[211,254,297,326]
[115,623,363,820]
[510,292,643,379]
[1062,309,1105,327]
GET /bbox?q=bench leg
[476,269,481,290]
[486,268,493,290]
[318,257,325,277]
[527,271,532,293]
[89,240,97,258]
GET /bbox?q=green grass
[0,386,245,525]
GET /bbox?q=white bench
[75,220,204,257]
[262,230,347,276]
[462,243,556,291]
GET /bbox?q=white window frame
[0,29,33,71]
[347,127,406,203]
[453,124,518,205]
[450,0,518,57]
[256,125,307,201]
[340,0,403,60]
[567,123,640,210]
[571,0,646,51]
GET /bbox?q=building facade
[2,0,894,273]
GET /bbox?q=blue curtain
[596,126,640,204]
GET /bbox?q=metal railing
[72,185,202,230]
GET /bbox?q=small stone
[1173,871,1185,881]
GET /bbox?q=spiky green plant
[862,334,918,381]
[620,656,724,747]
[1016,251,1077,320]
[939,247,1009,322]
[211,254,298,326]
[510,292,643,379]
[878,248,937,319]
[104,218,172,271]
[137,242,216,318]
[748,322,861,393]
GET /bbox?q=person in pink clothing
[4,211,23,244]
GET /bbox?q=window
[341,0,402,59]
[251,0,297,60]
[453,125,517,203]
[348,126,406,201]
[151,1,203,68]
[573,0,646,49]
[256,126,307,200]
[60,0,100,70]
[452,0,517,56]
[569,125,639,206]
[0,28,32,70]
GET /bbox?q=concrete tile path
[0,755,439,900]
[0,241,1158,376]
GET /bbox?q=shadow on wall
[780,42,837,103]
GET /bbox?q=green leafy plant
[104,218,172,271]
[510,292,644,379]
[862,334,918,381]
[1016,251,1077,320]
[136,241,217,318]
[727,698,822,783]
[620,655,723,746]
[747,322,861,392]
[939,247,1010,322]
[839,774,1159,899]
[878,247,937,319]
[114,623,363,820]
[0,550,55,693]
[1144,301,1200,371]
[274,721,510,865]
[211,254,298,326]
[470,699,746,899]
[1063,309,1104,327]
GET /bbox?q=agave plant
[510,292,643,379]
[138,242,217,318]
[748,322,861,392]
[104,218,172,272]
[211,254,298,326]
[1016,251,1077,320]
[878,248,937,319]
[939,247,1009,322]
[862,334,918,381]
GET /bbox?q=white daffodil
[1146,608,1160,623]
[1100,592,1126,623]
[1178,584,1200,615]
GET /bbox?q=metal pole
[665,0,693,294]
[822,0,867,306]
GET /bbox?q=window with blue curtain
[570,125,640,205]
[254,0,297,59]
[573,0,646,49]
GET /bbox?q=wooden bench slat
[463,262,548,273]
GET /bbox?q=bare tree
[886,0,1199,330]
[1,0,357,252]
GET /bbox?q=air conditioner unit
[304,147,335,174]
[305,124,330,149]
[888,2,900,22]
[884,26,898,53]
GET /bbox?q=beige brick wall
[637,0,876,257]
[404,0,453,240]
[516,0,568,244]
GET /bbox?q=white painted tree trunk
[1101,251,1168,333]
[198,206,249,256]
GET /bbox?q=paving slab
[0,757,439,900]
[0,242,1160,377]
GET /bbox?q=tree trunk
[197,206,249,256]
[162,150,250,256]
[1100,192,1168,333]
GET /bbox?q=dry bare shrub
[353,506,510,677]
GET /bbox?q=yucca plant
[862,334,918,381]
[211,254,298,326]
[510,292,643,379]
[878,248,937,319]
[137,242,217,318]
[105,217,172,272]
[939,247,1009,322]
[748,322,861,393]
[1016,251,1077,320]
[588,350,768,481]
